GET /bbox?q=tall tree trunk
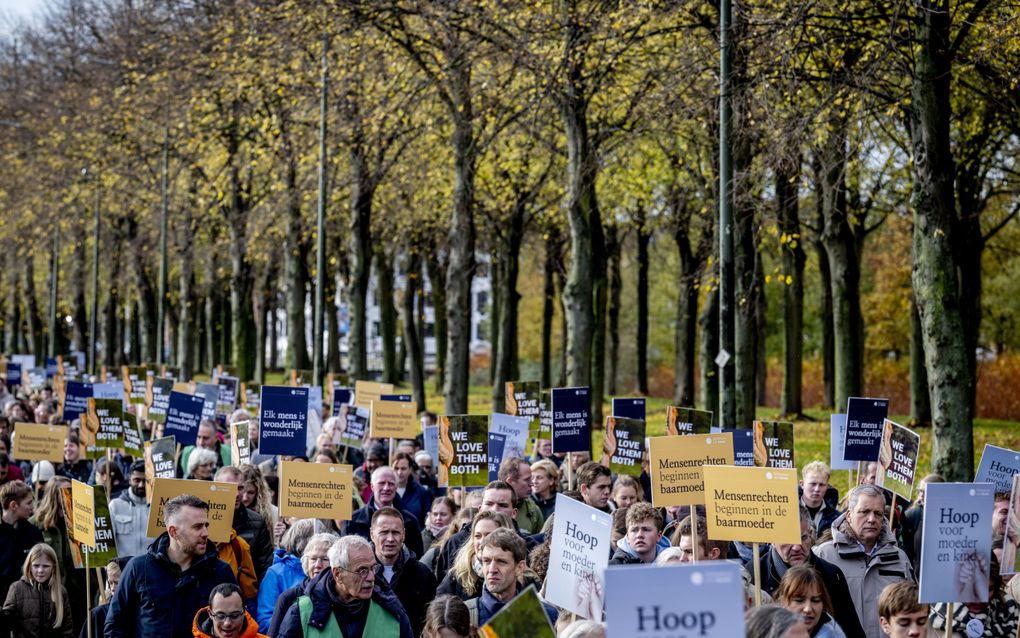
[819,124,864,411]
[909,0,973,481]
[909,296,931,426]
[699,277,719,414]
[327,268,341,374]
[813,157,836,409]
[130,301,142,365]
[605,223,621,396]
[556,264,568,388]
[673,202,698,407]
[24,257,44,359]
[754,253,768,405]
[777,153,805,417]
[4,252,21,354]
[426,251,448,394]
[125,216,157,363]
[492,201,525,413]
[71,231,88,352]
[204,292,216,376]
[541,230,559,388]
[348,164,373,381]
[489,250,501,388]
[269,295,279,371]
[102,249,120,370]
[733,199,757,429]
[401,251,426,412]
[284,158,311,372]
[635,209,650,395]
[376,249,398,385]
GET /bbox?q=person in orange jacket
[216,529,258,603]
[192,583,266,638]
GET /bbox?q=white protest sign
[545,493,612,619]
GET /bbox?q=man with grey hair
[341,465,424,556]
[276,534,413,638]
[814,484,914,638]
[106,494,236,638]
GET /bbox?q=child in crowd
[2,543,72,638]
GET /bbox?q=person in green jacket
[498,458,543,535]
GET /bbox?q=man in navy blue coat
[104,494,236,638]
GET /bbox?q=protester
[341,465,425,557]
[929,550,1017,637]
[465,529,557,627]
[108,460,151,558]
[610,475,642,510]
[191,582,267,638]
[265,531,338,636]
[214,466,274,582]
[104,494,237,638]
[354,443,386,503]
[422,507,474,576]
[371,507,437,636]
[240,465,278,529]
[608,502,664,565]
[993,491,1011,538]
[215,527,259,606]
[1,542,72,638]
[422,496,457,551]
[187,448,218,480]
[78,557,126,638]
[255,519,314,631]
[529,459,558,521]
[498,457,544,535]
[180,420,230,476]
[746,605,811,638]
[899,473,942,579]
[275,534,414,638]
[93,457,127,499]
[776,565,848,638]
[56,433,91,484]
[576,462,613,513]
[422,595,479,638]
[799,461,841,536]
[0,453,24,486]
[438,511,515,599]
[814,484,914,638]
[669,514,726,563]
[0,480,43,611]
[392,452,432,524]
[877,582,929,637]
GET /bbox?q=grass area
[257,372,1018,486]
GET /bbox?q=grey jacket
[813,514,914,638]
[109,489,152,559]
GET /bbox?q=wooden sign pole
[85,549,92,638]
[691,507,700,564]
[945,602,953,638]
[752,542,762,608]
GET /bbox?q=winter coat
[267,579,308,638]
[191,606,266,638]
[607,537,661,565]
[811,612,848,638]
[0,519,43,603]
[109,488,153,559]
[341,496,424,558]
[232,505,273,583]
[466,585,558,628]
[531,494,556,522]
[275,568,414,638]
[256,549,305,632]
[514,495,545,535]
[758,546,866,638]
[800,485,842,536]
[376,546,437,637]
[930,599,1020,638]
[396,478,432,525]
[103,532,237,638]
[2,578,72,638]
[55,460,92,484]
[216,529,259,600]
[813,513,914,638]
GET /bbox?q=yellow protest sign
[354,380,394,410]
[12,423,67,462]
[369,399,417,439]
[71,480,96,548]
[703,465,800,545]
[649,433,734,507]
[279,461,353,521]
[146,478,237,543]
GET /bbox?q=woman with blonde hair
[437,511,515,599]
[2,543,72,637]
[530,459,558,521]
[240,464,278,528]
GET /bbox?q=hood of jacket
[612,537,661,563]
[303,567,408,631]
[192,605,263,638]
[829,512,897,552]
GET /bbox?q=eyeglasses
[337,565,374,581]
[211,611,244,623]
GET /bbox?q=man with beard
[109,460,152,557]
[759,507,865,638]
[105,495,236,638]
[814,485,913,638]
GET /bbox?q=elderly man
[371,507,436,636]
[276,535,413,638]
[814,484,914,638]
[342,466,424,557]
[759,507,865,638]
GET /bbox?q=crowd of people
[0,376,1013,637]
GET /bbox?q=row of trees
[1,1,1017,480]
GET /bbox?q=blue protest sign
[488,433,506,482]
[381,394,413,402]
[62,380,93,423]
[611,397,646,421]
[975,444,1020,494]
[919,482,994,603]
[551,387,591,454]
[259,385,309,456]
[829,414,856,471]
[307,386,323,419]
[164,391,205,447]
[605,562,745,638]
[722,428,754,467]
[843,397,889,462]
[5,363,21,386]
[194,383,219,421]
[45,357,59,379]
[331,387,352,416]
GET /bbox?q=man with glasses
[276,535,413,638]
[192,583,267,638]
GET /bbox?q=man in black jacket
[758,506,866,638]
[0,480,42,637]
[342,466,424,557]
[371,507,436,636]
[214,466,273,581]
